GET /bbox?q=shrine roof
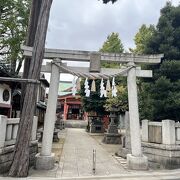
[59,81,72,96]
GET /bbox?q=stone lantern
[102,106,121,144]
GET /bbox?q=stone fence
[142,119,180,145]
[0,115,38,174]
[142,119,180,169]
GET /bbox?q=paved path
[4,128,180,180]
[56,128,126,178]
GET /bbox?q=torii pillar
[127,62,148,170]
[36,62,60,170]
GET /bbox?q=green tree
[100,32,124,68]
[0,0,30,75]
[132,2,180,60]
[79,79,107,115]
[145,2,180,60]
[104,85,128,113]
[134,2,180,121]
[131,24,155,54]
[139,62,180,121]
[100,32,124,54]
[100,33,128,113]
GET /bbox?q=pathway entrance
[56,128,127,178]
[22,46,163,170]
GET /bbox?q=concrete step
[64,120,88,128]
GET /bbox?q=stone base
[103,133,121,144]
[0,141,38,174]
[116,147,131,158]
[53,129,60,142]
[90,124,104,133]
[55,119,65,130]
[38,129,60,142]
[142,142,180,169]
[35,153,55,170]
[127,154,148,170]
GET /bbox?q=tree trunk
[21,0,42,108]
[8,0,53,177]
[10,59,16,76]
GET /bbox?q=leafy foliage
[79,79,107,115]
[104,85,128,113]
[99,33,127,113]
[133,2,180,59]
[131,24,155,54]
[0,0,30,75]
[139,66,180,121]
[145,2,180,60]
[100,32,124,54]
[100,32,124,68]
[139,61,180,121]
[134,2,180,121]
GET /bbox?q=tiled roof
[59,82,72,96]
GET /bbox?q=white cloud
[44,0,179,82]
[46,0,179,51]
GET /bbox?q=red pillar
[64,103,69,120]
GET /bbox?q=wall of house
[0,84,11,105]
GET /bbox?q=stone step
[64,120,88,129]
[114,156,128,169]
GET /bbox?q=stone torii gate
[22,46,163,170]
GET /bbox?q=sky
[44,0,179,82]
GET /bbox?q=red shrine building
[57,94,84,120]
[57,82,86,120]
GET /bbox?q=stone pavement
[56,128,126,178]
[2,128,180,180]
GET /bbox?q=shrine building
[57,81,85,121]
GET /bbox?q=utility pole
[21,0,42,105]
[8,0,53,177]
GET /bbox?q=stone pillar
[117,111,131,158]
[119,113,125,129]
[0,115,7,148]
[162,120,175,145]
[36,63,60,170]
[125,111,131,150]
[127,62,148,170]
[176,126,180,141]
[12,124,19,139]
[6,124,12,140]
[142,120,149,142]
[31,116,38,141]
